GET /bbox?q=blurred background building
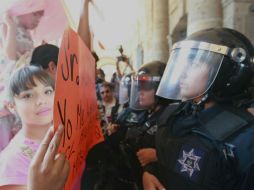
[90,0,254,80]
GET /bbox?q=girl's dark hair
[9,65,55,101]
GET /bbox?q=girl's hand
[27,125,70,190]
[3,12,16,28]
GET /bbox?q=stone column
[222,0,254,45]
[187,0,222,36]
[143,0,169,64]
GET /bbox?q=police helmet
[157,28,254,102]
[130,61,166,110]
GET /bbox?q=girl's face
[17,10,44,30]
[13,78,54,127]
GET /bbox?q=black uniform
[148,103,254,190]
[82,60,169,190]
[81,108,147,190]
[107,106,166,190]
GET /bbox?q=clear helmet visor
[130,75,159,110]
[157,45,224,101]
[119,75,132,104]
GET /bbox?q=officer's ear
[48,61,57,75]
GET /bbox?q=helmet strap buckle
[191,94,209,113]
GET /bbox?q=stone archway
[97,57,116,82]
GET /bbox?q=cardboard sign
[54,26,104,190]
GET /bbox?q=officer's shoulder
[158,102,184,126]
[227,106,254,125]
[203,106,254,140]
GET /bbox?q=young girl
[0,8,44,152]
[0,65,55,190]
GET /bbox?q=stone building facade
[131,0,254,68]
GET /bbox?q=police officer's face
[138,88,155,108]
[180,63,209,101]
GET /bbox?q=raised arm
[1,13,17,60]
[78,0,91,49]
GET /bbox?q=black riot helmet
[130,61,166,110]
[157,28,254,103]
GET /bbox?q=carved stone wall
[142,0,169,64]
[134,0,254,67]
[187,0,223,35]
[222,0,254,44]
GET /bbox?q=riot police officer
[81,61,170,190]
[107,61,170,190]
[106,72,135,136]
[143,28,254,190]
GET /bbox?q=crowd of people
[0,1,254,190]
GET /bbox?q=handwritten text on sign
[54,27,104,190]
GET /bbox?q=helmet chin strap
[191,94,209,113]
[148,100,158,114]
[147,96,162,115]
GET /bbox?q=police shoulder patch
[175,144,205,182]
[126,112,138,123]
